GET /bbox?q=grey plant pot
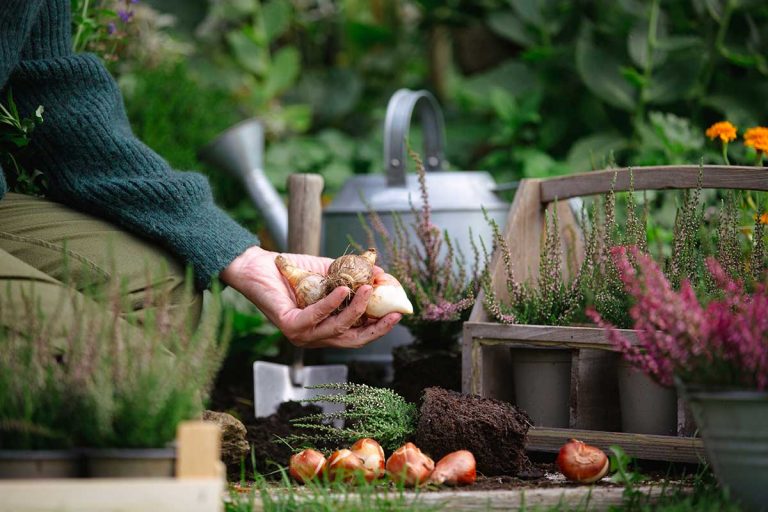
[0,449,82,479]
[511,348,572,428]
[617,360,678,435]
[684,388,768,511]
[84,448,176,478]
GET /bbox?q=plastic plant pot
[0,450,82,479]
[617,360,678,435]
[84,448,176,478]
[511,348,572,428]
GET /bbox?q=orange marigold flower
[706,121,737,143]
[744,126,768,154]
[761,212,768,225]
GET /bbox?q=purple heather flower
[590,245,768,390]
[107,21,116,35]
[118,9,134,23]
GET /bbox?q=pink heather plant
[589,245,768,390]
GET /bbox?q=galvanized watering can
[322,88,510,268]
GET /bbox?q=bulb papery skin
[386,442,435,487]
[289,449,327,484]
[275,255,327,308]
[556,439,610,484]
[350,438,386,481]
[326,449,366,483]
[325,249,377,294]
[366,283,414,317]
[428,450,476,486]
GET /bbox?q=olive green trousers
[0,193,202,345]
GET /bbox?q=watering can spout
[198,118,289,252]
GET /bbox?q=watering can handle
[383,89,445,187]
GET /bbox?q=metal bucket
[685,389,768,511]
[511,348,572,428]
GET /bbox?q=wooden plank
[540,165,768,203]
[466,322,638,349]
[526,427,705,464]
[574,350,621,431]
[414,486,685,511]
[246,485,690,511]
[176,421,224,479]
[0,479,224,512]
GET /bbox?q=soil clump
[414,387,531,476]
[392,346,461,404]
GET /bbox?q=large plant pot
[0,450,82,479]
[685,389,768,511]
[618,360,678,435]
[84,448,176,478]
[511,348,572,428]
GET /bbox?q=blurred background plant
[67,0,768,388]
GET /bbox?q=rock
[202,410,250,467]
[414,387,531,476]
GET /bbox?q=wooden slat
[466,322,638,348]
[525,427,705,464]
[176,421,224,479]
[540,165,768,203]
[0,479,224,512]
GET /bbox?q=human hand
[220,246,402,348]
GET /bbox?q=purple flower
[591,246,768,390]
[118,9,134,23]
[107,22,116,35]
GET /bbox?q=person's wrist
[220,244,266,287]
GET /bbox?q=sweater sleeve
[0,0,45,197]
[7,0,259,289]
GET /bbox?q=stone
[202,410,250,467]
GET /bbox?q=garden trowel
[252,173,348,418]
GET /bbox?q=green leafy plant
[288,383,417,452]
[0,90,45,196]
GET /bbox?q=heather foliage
[483,208,584,325]
[361,150,484,347]
[590,246,768,390]
[483,169,768,329]
[0,270,228,449]
[289,383,417,452]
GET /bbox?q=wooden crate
[462,165,768,464]
[0,422,226,512]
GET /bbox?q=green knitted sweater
[0,0,258,289]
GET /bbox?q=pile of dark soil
[245,401,323,477]
[392,346,461,404]
[414,387,532,476]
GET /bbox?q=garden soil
[392,346,461,404]
[414,387,532,476]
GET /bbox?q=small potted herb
[362,150,485,403]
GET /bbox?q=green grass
[224,467,740,512]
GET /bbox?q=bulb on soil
[326,449,366,483]
[366,274,414,317]
[556,439,609,484]
[350,438,386,482]
[428,450,477,486]
[386,442,435,487]
[289,449,326,484]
